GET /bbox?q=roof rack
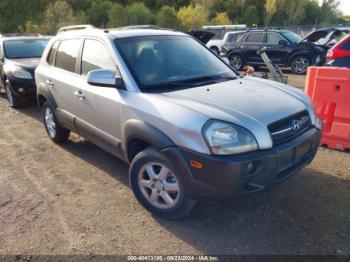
[0,33,43,38]
[113,25,162,30]
[57,24,96,34]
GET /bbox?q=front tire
[42,101,70,143]
[291,55,311,75]
[5,83,21,108]
[129,147,196,219]
[229,53,245,71]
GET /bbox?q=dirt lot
[0,74,349,256]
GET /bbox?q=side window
[246,33,265,43]
[81,39,115,76]
[267,33,284,45]
[55,39,81,73]
[47,41,60,65]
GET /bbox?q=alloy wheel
[138,162,180,209]
[292,57,309,74]
[44,107,56,138]
[229,55,242,71]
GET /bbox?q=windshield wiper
[143,75,237,92]
[180,75,237,86]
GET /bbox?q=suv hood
[157,77,311,129]
[7,58,41,70]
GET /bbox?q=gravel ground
[0,74,349,255]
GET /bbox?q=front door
[265,32,289,65]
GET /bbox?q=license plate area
[278,140,312,173]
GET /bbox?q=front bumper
[7,77,37,101]
[162,127,321,199]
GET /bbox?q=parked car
[36,25,322,219]
[221,31,247,55]
[326,34,350,68]
[0,34,50,107]
[301,27,349,51]
[224,30,326,74]
[203,25,248,55]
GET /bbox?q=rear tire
[229,53,245,71]
[129,147,196,219]
[5,83,21,108]
[42,101,70,143]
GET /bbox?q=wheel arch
[288,51,313,66]
[123,119,176,163]
[36,85,57,110]
[227,49,246,61]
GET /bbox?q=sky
[318,0,350,16]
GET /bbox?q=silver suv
[35,25,322,219]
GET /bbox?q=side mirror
[87,69,124,89]
[221,57,230,65]
[279,40,288,47]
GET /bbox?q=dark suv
[0,34,50,107]
[223,30,326,74]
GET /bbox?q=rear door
[243,32,266,64]
[72,38,124,155]
[45,38,82,131]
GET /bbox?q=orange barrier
[305,67,350,151]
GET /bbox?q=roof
[56,27,186,40]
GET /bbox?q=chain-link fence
[257,24,350,37]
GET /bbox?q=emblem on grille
[291,120,302,131]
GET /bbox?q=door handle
[46,80,54,87]
[74,91,86,101]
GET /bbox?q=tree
[302,0,323,25]
[241,5,259,26]
[156,6,179,29]
[0,0,49,33]
[210,12,231,25]
[321,0,342,24]
[87,0,112,27]
[126,2,155,25]
[40,0,77,34]
[108,3,128,28]
[225,0,241,24]
[177,5,208,31]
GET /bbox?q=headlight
[203,121,258,155]
[12,69,32,79]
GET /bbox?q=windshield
[4,39,49,59]
[281,32,302,44]
[115,35,237,91]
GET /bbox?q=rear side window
[246,33,265,43]
[81,39,115,76]
[55,39,81,73]
[47,41,60,65]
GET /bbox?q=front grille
[268,110,312,146]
